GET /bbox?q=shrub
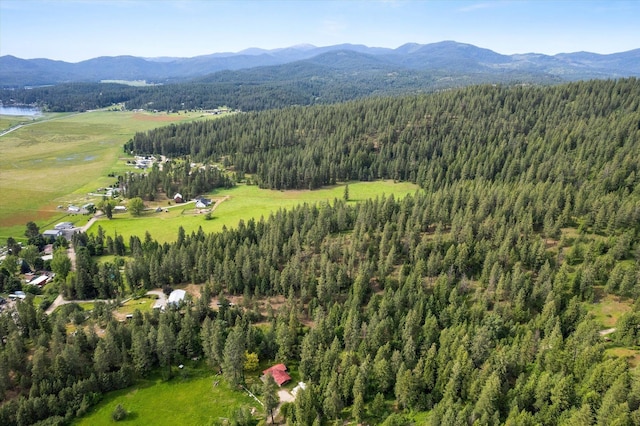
[111,404,127,421]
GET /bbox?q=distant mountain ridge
[1,41,639,87]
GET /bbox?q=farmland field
[89,180,420,244]
[0,109,227,243]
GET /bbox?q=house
[29,274,50,287]
[168,289,186,307]
[262,364,292,387]
[195,196,213,208]
[54,222,74,230]
[43,244,54,255]
[43,229,63,240]
[174,193,183,203]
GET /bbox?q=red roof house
[262,364,291,387]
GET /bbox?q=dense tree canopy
[125,78,640,194]
[1,78,639,425]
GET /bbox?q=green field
[74,366,260,425]
[115,296,158,316]
[90,180,420,243]
[587,289,633,328]
[0,110,226,243]
[1,108,420,246]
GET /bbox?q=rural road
[45,289,165,315]
[0,111,83,138]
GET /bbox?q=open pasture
[74,366,259,426]
[90,180,420,244]
[0,110,223,242]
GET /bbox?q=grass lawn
[0,109,227,244]
[89,180,420,244]
[74,367,260,426]
[586,290,633,328]
[605,346,640,369]
[77,302,96,311]
[115,296,157,316]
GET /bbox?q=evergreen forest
[1,78,640,425]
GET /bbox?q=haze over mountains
[1,41,639,87]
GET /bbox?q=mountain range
[1,41,639,87]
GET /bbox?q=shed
[174,193,183,203]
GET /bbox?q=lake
[0,105,42,116]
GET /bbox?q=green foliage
[2,78,640,426]
[128,197,145,217]
[111,404,127,421]
[262,373,278,424]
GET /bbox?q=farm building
[43,229,63,239]
[262,364,292,387]
[54,222,74,230]
[168,289,186,307]
[28,274,50,287]
[174,193,183,203]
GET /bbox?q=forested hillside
[1,78,639,425]
[126,78,640,193]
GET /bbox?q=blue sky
[1,0,638,62]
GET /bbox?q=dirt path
[45,294,117,315]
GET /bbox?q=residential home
[262,364,292,387]
[43,229,63,240]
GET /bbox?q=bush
[112,404,127,421]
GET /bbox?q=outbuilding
[168,289,186,307]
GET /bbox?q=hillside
[2,41,639,87]
[1,79,639,425]
[1,42,639,114]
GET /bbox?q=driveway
[147,289,167,309]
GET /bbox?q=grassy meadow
[90,180,421,244]
[0,109,226,243]
[74,366,260,426]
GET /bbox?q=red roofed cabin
[262,363,291,387]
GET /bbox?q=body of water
[0,105,42,116]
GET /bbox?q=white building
[168,289,186,307]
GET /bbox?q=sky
[1,0,638,62]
